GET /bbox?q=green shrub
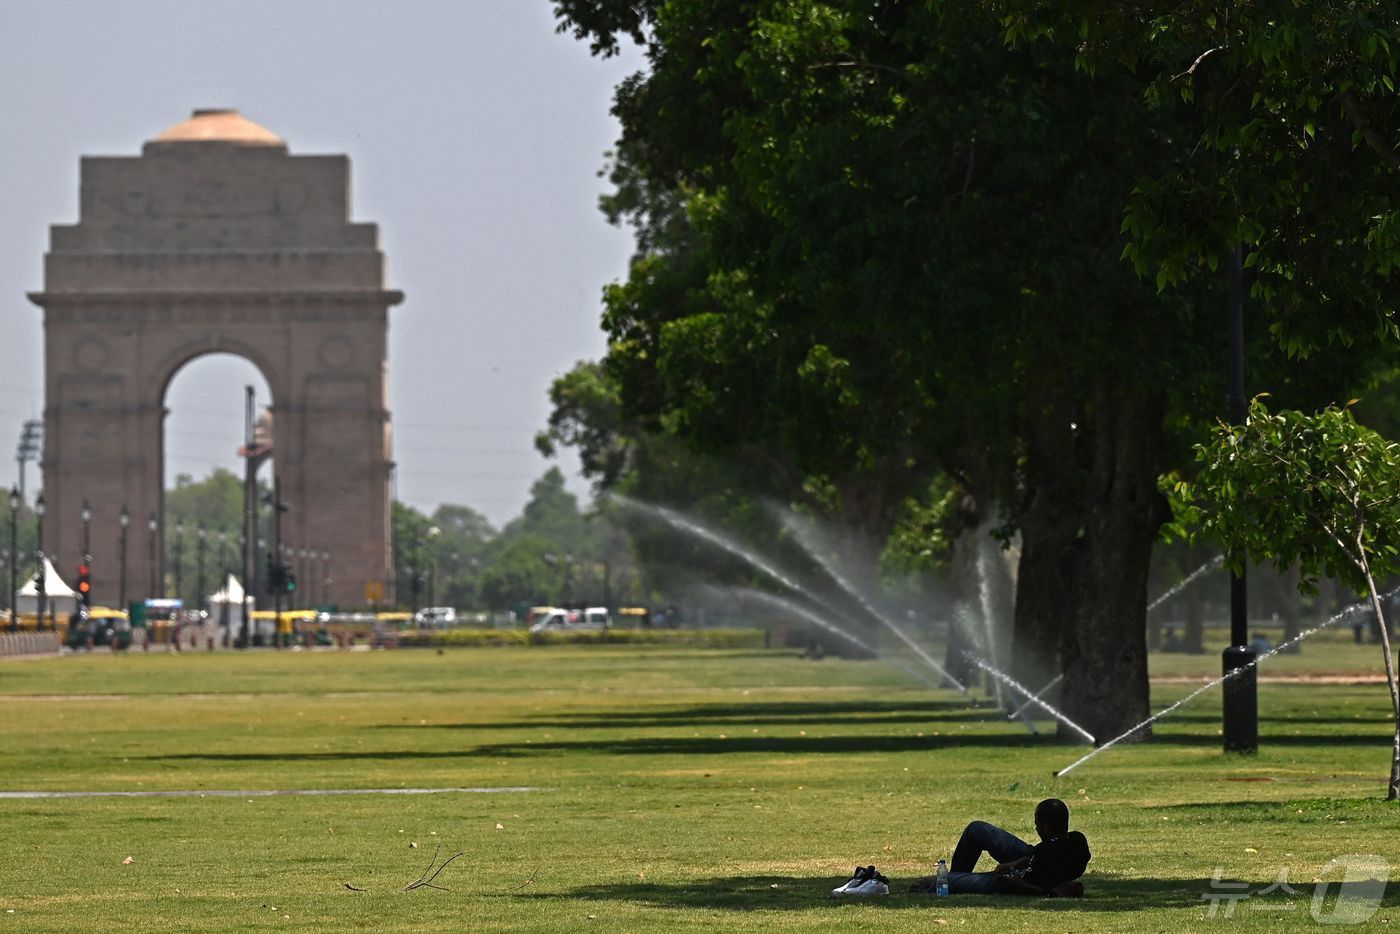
[395,627,765,649]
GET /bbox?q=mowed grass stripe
[1,644,1397,931]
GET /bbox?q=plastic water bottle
[936,859,949,897]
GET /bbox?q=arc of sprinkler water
[1007,673,1065,720]
[1054,591,1394,777]
[774,510,969,693]
[720,587,878,655]
[613,497,809,592]
[720,587,957,692]
[617,495,970,694]
[1146,555,1225,613]
[966,655,1096,744]
[975,539,1007,708]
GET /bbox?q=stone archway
[29,109,401,608]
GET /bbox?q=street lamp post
[34,493,46,631]
[298,547,308,603]
[173,521,184,606]
[217,529,231,644]
[147,513,158,601]
[80,499,92,609]
[118,506,129,611]
[196,525,206,616]
[1222,243,1259,753]
[411,536,422,612]
[8,487,18,631]
[565,553,574,606]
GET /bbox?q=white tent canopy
[208,574,255,610]
[16,556,79,615]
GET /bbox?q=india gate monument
[29,109,400,608]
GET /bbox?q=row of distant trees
[147,466,647,615]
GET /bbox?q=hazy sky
[0,1,644,527]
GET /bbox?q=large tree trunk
[1017,378,1163,744]
[1062,386,1163,742]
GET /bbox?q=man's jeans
[947,820,1033,894]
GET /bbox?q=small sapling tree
[1180,397,1400,800]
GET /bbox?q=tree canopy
[551,0,1400,738]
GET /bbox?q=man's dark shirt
[1021,831,1091,887]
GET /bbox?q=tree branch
[1173,45,1225,81]
[807,58,908,80]
[1338,91,1400,171]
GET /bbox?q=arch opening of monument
[162,352,276,607]
[30,109,401,610]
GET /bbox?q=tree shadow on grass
[393,699,1003,732]
[1145,731,1393,747]
[138,731,1076,764]
[1147,711,1394,726]
[136,724,1385,763]
[1149,797,1399,815]
[511,872,1212,914]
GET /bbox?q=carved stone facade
[29,109,400,608]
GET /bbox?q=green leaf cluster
[1182,397,1400,595]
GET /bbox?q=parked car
[413,606,458,628]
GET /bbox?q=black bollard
[1222,644,1258,752]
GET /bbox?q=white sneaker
[831,866,875,896]
[849,877,890,896]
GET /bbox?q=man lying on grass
[912,798,1090,897]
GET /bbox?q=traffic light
[266,560,285,594]
[284,565,297,594]
[76,563,91,607]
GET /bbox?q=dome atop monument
[150,109,284,146]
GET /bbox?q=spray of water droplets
[1055,590,1395,777]
[1146,555,1226,613]
[776,510,968,693]
[966,654,1096,743]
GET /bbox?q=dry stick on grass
[405,843,467,892]
[517,867,539,890]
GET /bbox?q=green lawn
[0,640,1396,931]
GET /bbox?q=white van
[583,607,611,629]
